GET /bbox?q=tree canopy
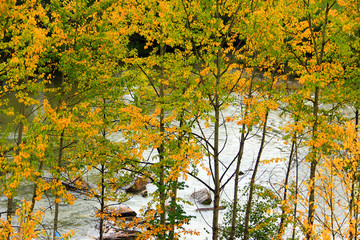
[0,0,359,239]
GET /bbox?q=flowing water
[0,93,300,239]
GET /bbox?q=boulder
[104,206,137,218]
[124,177,147,193]
[196,206,224,211]
[63,177,90,191]
[191,188,212,205]
[103,231,138,240]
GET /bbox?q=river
[0,91,305,239]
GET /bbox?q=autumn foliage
[1,0,360,239]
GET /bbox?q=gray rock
[103,230,138,240]
[103,206,137,218]
[191,188,212,205]
[124,177,147,193]
[63,177,90,192]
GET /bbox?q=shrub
[221,185,281,240]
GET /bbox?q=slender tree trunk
[292,138,299,239]
[168,111,185,240]
[354,109,359,240]
[30,161,44,213]
[212,2,223,236]
[355,190,359,240]
[277,134,296,238]
[6,197,13,222]
[350,178,356,240]
[99,97,108,240]
[278,117,299,238]
[99,163,106,240]
[243,111,269,240]
[168,182,178,240]
[6,101,26,240]
[350,108,359,240]
[158,118,166,239]
[229,76,253,240]
[159,106,166,239]
[158,44,167,240]
[213,97,220,240]
[305,1,333,236]
[306,86,319,240]
[54,129,64,240]
[8,102,25,218]
[229,125,246,240]
[330,164,335,240]
[53,71,66,239]
[211,36,222,239]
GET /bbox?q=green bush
[221,185,282,240]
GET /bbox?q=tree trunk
[99,97,108,240]
[99,163,105,240]
[292,139,299,239]
[229,125,246,240]
[229,76,253,240]
[305,2,332,236]
[54,129,64,240]
[350,108,359,240]
[305,86,319,240]
[30,161,44,213]
[277,131,297,238]
[158,43,167,240]
[159,106,166,237]
[6,101,25,240]
[243,111,269,240]
[212,95,220,240]
[211,33,222,238]
[6,196,13,221]
[354,108,359,240]
[168,111,185,240]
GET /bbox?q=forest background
[1,0,360,239]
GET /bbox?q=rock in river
[123,177,147,193]
[191,188,212,205]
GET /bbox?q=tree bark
[277,130,297,238]
[99,163,105,240]
[243,111,269,240]
[158,43,167,240]
[54,129,64,240]
[6,101,26,240]
[229,76,253,240]
[30,161,44,213]
[168,110,185,240]
[292,137,299,240]
[99,97,108,240]
[305,86,319,240]
[350,108,359,240]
